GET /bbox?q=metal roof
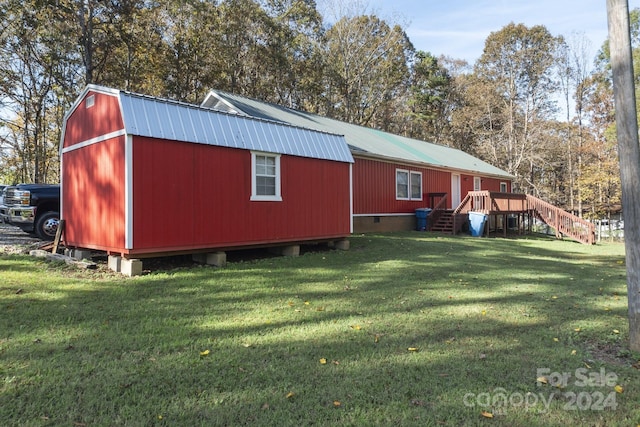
[63,85,353,164]
[201,91,512,178]
[117,92,353,164]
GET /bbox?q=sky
[359,0,640,65]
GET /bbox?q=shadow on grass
[0,233,635,426]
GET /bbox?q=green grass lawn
[1,232,638,426]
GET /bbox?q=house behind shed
[201,91,513,233]
[60,85,353,273]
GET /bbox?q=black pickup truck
[1,183,60,240]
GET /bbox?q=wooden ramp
[430,191,595,245]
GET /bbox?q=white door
[451,174,461,207]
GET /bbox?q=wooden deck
[440,191,596,245]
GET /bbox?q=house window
[396,169,422,200]
[251,152,282,201]
[86,95,95,108]
[473,177,482,191]
[410,171,422,199]
[500,182,508,192]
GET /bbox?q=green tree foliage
[0,0,74,183]
[406,51,453,143]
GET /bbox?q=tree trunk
[607,0,640,352]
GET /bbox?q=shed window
[86,95,95,108]
[500,182,508,192]
[396,169,422,200]
[251,152,282,201]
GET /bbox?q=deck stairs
[428,210,468,234]
[426,191,595,245]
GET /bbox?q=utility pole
[607,0,640,351]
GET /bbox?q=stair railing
[525,195,595,245]
[426,193,448,231]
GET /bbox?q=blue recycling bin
[468,212,488,237]
[415,208,432,231]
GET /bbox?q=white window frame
[473,176,482,191]
[396,169,422,201]
[500,182,508,193]
[86,94,95,108]
[251,151,282,201]
[410,171,422,200]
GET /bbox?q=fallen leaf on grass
[479,353,487,359]
[316,306,325,312]
[350,325,361,330]
[573,328,581,332]
[537,376,548,385]
[286,392,295,399]
[408,347,419,352]
[612,329,620,334]
[374,334,380,343]
[553,337,559,342]
[200,349,210,357]
[333,400,341,407]
[261,403,270,410]
[615,385,624,394]
[481,411,493,418]
[571,350,577,355]
[319,358,327,365]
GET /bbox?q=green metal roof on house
[201,91,512,179]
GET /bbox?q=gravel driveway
[0,222,46,255]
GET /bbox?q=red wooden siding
[353,157,451,213]
[461,174,511,193]
[62,136,126,252]
[353,157,511,214]
[62,91,124,149]
[131,137,350,253]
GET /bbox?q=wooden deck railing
[453,191,529,214]
[451,191,595,245]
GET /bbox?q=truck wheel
[36,211,60,240]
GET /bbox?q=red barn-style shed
[60,85,353,273]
